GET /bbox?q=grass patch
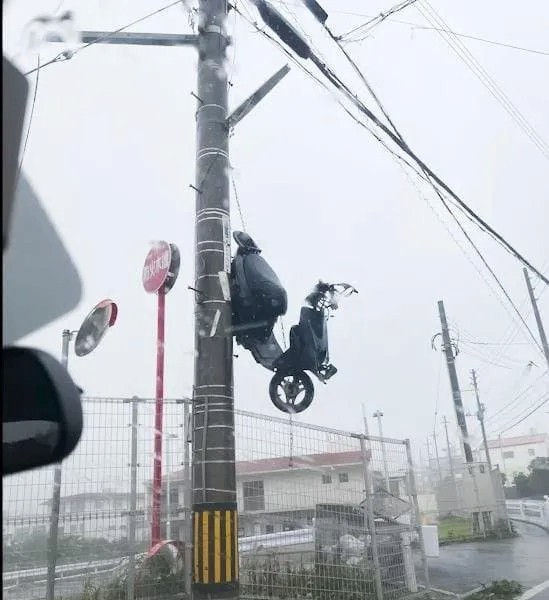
[438,517,473,542]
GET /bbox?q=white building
[42,491,147,542]
[487,433,549,481]
[166,450,411,538]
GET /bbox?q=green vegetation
[438,517,516,544]
[467,580,524,600]
[438,516,474,542]
[513,458,549,497]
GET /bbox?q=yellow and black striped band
[192,503,239,589]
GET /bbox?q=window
[265,525,274,534]
[389,479,400,496]
[321,473,332,484]
[528,448,536,456]
[169,488,179,509]
[503,451,514,459]
[338,472,349,483]
[479,465,485,474]
[242,480,264,511]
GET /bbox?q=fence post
[126,396,139,600]
[46,463,62,600]
[183,400,192,597]
[404,438,430,592]
[401,531,418,593]
[358,436,384,600]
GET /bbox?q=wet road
[421,522,549,595]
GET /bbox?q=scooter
[230,231,356,414]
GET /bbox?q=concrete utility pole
[523,268,549,369]
[373,410,390,491]
[437,300,473,463]
[442,417,457,481]
[191,1,239,598]
[470,370,492,469]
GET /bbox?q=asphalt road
[422,521,549,595]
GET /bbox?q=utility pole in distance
[443,415,460,510]
[470,370,491,469]
[437,301,473,463]
[373,410,390,491]
[523,268,549,368]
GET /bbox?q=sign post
[142,241,180,546]
[46,299,118,600]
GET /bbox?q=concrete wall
[490,440,548,480]
[236,465,366,513]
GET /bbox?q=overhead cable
[485,371,548,426]
[24,0,189,76]
[16,54,40,183]
[337,0,418,42]
[250,0,549,284]
[300,0,547,351]
[415,0,549,159]
[410,26,549,57]
[496,393,549,435]
[243,0,549,355]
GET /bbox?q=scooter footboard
[247,332,284,371]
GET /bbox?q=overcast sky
[4,0,549,466]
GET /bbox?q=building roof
[235,450,365,475]
[487,433,547,449]
[166,450,365,482]
[42,491,144,505]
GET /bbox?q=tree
[513,459,549,498]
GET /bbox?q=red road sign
[142,242,172,294]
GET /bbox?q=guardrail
[506,499,549,531]
[2,556,136,585]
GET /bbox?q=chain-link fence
[3,397,429,600]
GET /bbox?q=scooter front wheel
[269,370,314,414]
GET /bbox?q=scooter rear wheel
[269,370,314,414]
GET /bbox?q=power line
[401,166,543,355]
[24,0,188,76]
[17,54,41,182]
[477,262,548,372]
[241,2,549,359]
[300,12,548,351]
[458,339,531,346]
[339,14,549,57]
[458,347,513,370]
[238,2,549,290]
[229,168,247,232]
[336,0,418,42]
[496,393,549,435]
[485,370,549,426]
[300,40,549,286]
[234,3,433,184]
[411,26,549,57]
[415,0,549,159]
